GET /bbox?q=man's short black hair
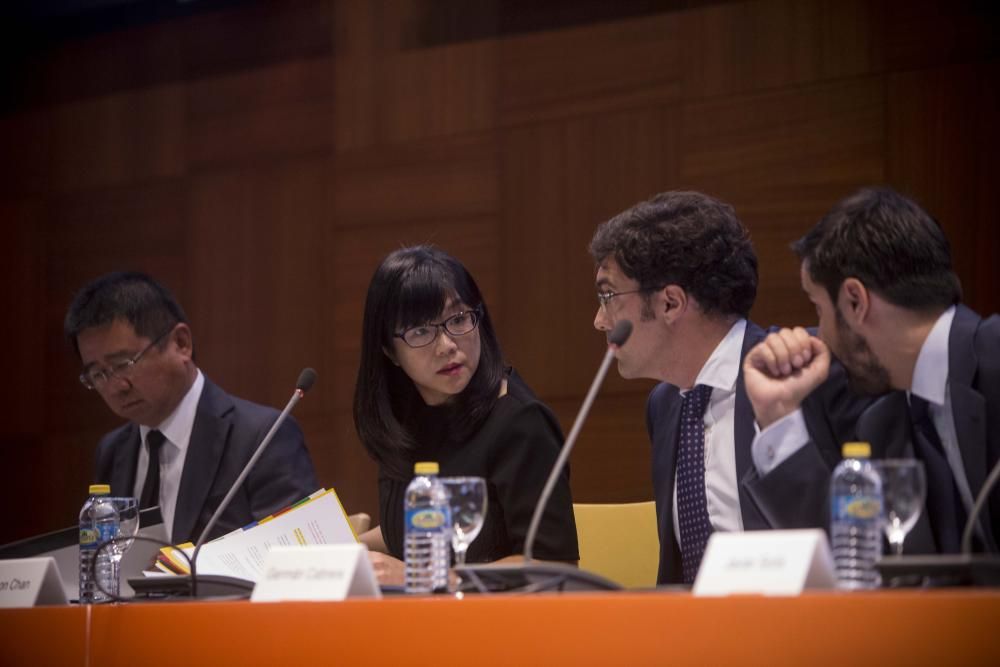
[794,187,961,311]
[64,271,188,358]
[589,190,758,319]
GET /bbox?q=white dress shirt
[752,306,974,514]
[673,319,747,544]
[136,369,205,542]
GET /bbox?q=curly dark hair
[794,187,961,311]
[589,191,758,319]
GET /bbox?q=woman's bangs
[391,262,457,331]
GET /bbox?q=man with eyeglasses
[589,191,867,585]
[65,271,319,543]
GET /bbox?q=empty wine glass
[440,477,487,568]
[106,496,139,597]
[874,459,927,556]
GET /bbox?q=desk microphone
[184,368,317,597]
[457,321,632,592]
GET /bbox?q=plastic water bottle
[79,484,119,603]
[830,442,883,590]
[404,461,451,594]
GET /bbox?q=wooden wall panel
[499,107,679,400]
[186,157,333,411]
[332,134,499,225]
[2,0,998,542]
[553,393,656,503]
[680,76,885,327]
[186,57,336,167]
[500,13,683,125]
[334,42,497,150]
[887,62,1000,316]
[47,85,186,194]
[682,0,883,99]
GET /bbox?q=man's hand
[743,327,830,428]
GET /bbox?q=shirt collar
[910,305,955,407]
[140,369,205,450]
[692,318,746,393]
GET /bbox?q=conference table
[2,589,998,666]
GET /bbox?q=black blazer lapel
[172,380,232,543]
[108,425,141,498]
[648,383,682,583]
[735,321,768,529]
[949,306,989,500]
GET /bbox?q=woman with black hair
[354,245,579,584]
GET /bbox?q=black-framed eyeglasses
[596,287,662,308]
[394,305,483,349]
[79,327,174,390]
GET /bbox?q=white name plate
[251,544,381,603]
[693,529,835,597]
[0,557,68,608]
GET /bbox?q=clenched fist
[743,327,830,428]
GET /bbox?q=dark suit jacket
[94,377,319,543]
[646,321,868,584]
[855,305,1000,553]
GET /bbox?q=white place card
[0,557,68,607]
[693,529,835,596]
[251,544,381,602]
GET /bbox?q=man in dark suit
[743,187,999,554]
[65,272,319,543]
[589,192,864,584]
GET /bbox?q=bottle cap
[89,484,111,495]
[842,442,872,459]
[414,461,439,475]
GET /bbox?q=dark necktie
[140,430,165,510]
[676,384,714,584]
[909,396,965,553]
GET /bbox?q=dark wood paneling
[887,62,1000,316]
[500,13,683,125]
[682,0,884,99]
[499,106,680,399]
[2,0,997,544]
[680,76,886,327]
[186,57,336,167]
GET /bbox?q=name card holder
[251,544,381,602]
[0,557,68,608]
[693,529,835,596]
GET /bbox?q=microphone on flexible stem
[184,368,317,598]
[523,320,632,562]
[457,321,633,593]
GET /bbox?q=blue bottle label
[406,507,449,532]
[80,527,98,548]
[833,495,881,522]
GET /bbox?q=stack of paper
[155,488,358,583]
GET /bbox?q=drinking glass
[440,477,487,567]
[106,496,140,597]
[874,459,927,556]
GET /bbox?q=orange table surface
[3,590,998,667]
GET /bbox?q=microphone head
[296,368,318,393]
[608,320,633,347]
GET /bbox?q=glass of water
[440,477,487,568]
[106,496,139,597]
[874,459,927,556]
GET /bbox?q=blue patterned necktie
[676,384,714,584]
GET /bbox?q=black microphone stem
[523,341,621,563]
[189,369,314,596]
